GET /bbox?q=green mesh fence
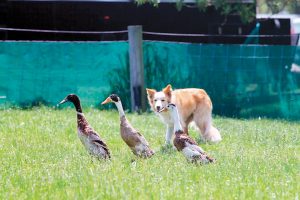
[0,41,129,108]
[0,41,300,120]
[144,41,300,120]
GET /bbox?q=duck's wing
[183,141,215,163]
[191,152,216,163]
[174,134,197,150]
[183,137,214,161]
[189,143,205,154]
[174,134,215,163]
[123,128,150,148]
[181,135,198,146]
[135,131,150,146]
[120,116,150,147]
[88,131,110,156]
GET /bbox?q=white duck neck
[115,101,125,117]
[171,108,183,132]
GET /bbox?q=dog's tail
[204,126,222,143]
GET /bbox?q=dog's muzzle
[156,106,161,112]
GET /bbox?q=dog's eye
[161,100,165,102]
[154,99,157,102]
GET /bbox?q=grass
[0,107,299,199]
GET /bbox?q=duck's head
[101,94,120,105]
[158,103,177,113]
[59,94,80,105]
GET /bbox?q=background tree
[257,0,300,14]
[135,0,299,24]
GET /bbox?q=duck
[160,103,215,164]
[101,94,154,158]
[59,94,110,160]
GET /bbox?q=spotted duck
[101,94,154,158]
[160,103,215,164]
[59,94,110,160]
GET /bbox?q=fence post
[128,25,146,112]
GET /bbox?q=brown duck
[160,103,215,164]
[101,94,154,158]
[59,94,110,160]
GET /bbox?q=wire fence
[0,27,128,35]
[0,27,299,41]
[0,27,300,119]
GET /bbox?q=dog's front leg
[165,124,174,145]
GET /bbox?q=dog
[146,84,221,145]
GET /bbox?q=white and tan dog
[146,84,221,145]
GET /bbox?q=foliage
[135,0,298,24]
[102,55,131,111]
[135,0,256,24]
[265,0,297,14]
[0,108,299,199]
[234,3,256,24]
[264,0,300,14]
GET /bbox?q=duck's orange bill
[101,97,112,105]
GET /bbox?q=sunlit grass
[0,107,299,199]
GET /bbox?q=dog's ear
[163,84,172,98]
[146,88,156,99]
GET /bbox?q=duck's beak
[101,97,112,105]
[158,107,167,113]
[59,98,68,105]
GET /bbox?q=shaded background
[0,1,292,45]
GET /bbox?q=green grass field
[0,107,299,199]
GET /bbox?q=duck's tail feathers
[145,148,155,158]
[191,153,216,164]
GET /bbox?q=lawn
[0,107,299,199]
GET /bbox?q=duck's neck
[171,109,183,132]
[72,99,82,113]
[75,104,84,119]
[115,101,125,117]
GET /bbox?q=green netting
[143,41,300,120]
[0,41,300,120]
[0,41,129,108]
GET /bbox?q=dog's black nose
[156,106,161,111]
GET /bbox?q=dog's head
[146,84,172,113]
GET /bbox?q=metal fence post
[128,25,146,112]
